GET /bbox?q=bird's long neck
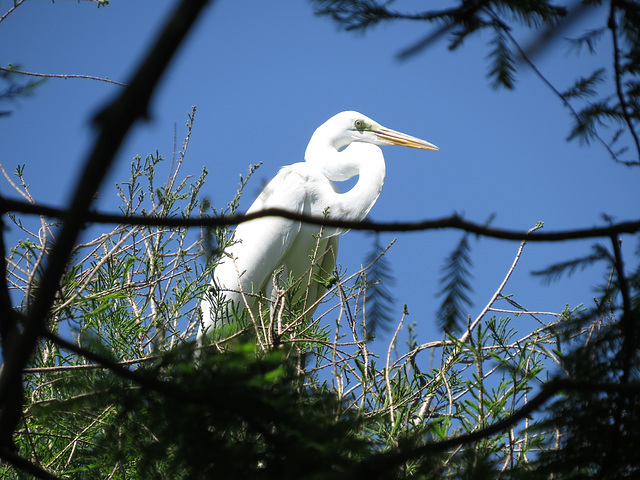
[318,142,386,223]
[304,133,341,165]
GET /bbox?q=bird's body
[199,111,437,343]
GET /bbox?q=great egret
[199,111,438,344]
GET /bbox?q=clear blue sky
[1,1,637,348]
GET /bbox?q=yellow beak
[373,126,439,151]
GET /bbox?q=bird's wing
[215,165,308,300]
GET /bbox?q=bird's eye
[354,119,364,129]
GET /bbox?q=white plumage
[200,111,438,343]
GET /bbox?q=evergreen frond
[492,0,566,29]
[448,18,489,52]
[627,80,640,101]
[531,243,613,284]
[487,28,516,90]
[436,233,474,332]
[310,0,392,32]
[362,233,396,340]
[560,68,606,100]
[566,100,625,146]
[566,27,606,55]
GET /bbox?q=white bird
[199,111,438,344]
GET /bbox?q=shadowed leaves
[436,232,474,332]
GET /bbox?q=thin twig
[416,224,542,422]
[608,4,640,159]
[0,0,27,24]
[466,224,543,343]
[486,8,638,166]
[0,66,127,87]
[338,379,640,480]
[0,0,211,461]
[385,310,406,431]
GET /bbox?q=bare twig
[338,379,640,480]
[385,309,407,431]
[0,66,127,87]
[0,0,27,24]
[466,224,543,342]
[415,224,542,421]
[0,0,211,460]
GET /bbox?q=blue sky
[1,1,638,349]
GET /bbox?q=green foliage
[523,314,640,479]
[3,0,640,476]
[2,113,573,478]
[436,233,474,332]
[3,112,216,475]
[515,237,640,479]
[566,27,606,55]
[45,345,371,480]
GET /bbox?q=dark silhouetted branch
[337,378,640,480]
[608,3,640,160]
[0,0,211,460]
[0,446,61,480]
[2,195,639,242]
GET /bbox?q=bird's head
[305,111,439,162]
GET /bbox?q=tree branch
[0,0,210,456]
[0,0,26,25]
[0,66,127,87]
[608,3,640,160]
[0,446,61,480]
[487,9,639,167]
[338,378,640,480]
[2,195,639,242]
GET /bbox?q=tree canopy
[1,0,639,478]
